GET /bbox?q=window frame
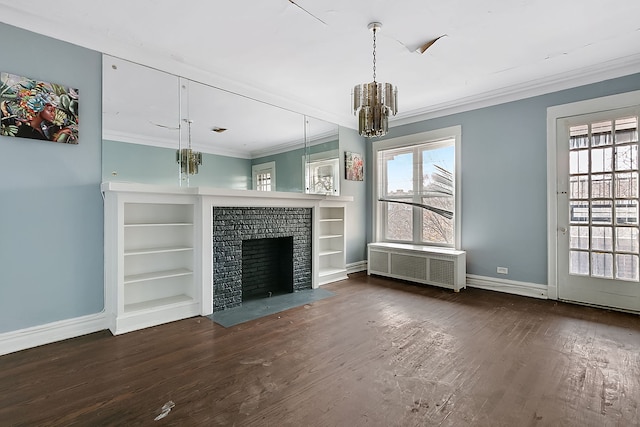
[372,126,462,248]
[252,161,276,191]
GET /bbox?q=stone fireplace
[212,207,312,311]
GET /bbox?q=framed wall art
[345,151,364,181]
[0,72,79,144]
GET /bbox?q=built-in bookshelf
[317,203,348,285]
[103,184,201,335]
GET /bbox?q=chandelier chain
[372,28,377,82]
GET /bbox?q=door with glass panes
[557,109,640,312]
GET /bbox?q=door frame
[546,90,640,301]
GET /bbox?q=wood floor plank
[1,273,639,426]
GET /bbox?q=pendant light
[177,119,202,175]
[353,22,397,137]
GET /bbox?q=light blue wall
[369,73,640,285]
[252,147,306,192]
[103,140,180,185]
[0,23,103,333]
[339,127,368,264]
[103,140,252,189]
[188,153,251,189]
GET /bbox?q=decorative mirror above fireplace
[102,55,340,194]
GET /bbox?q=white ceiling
[2,0,640,156]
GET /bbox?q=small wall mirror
[304,116,339,195]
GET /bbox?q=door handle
[558,227,567,235]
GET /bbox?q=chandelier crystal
[353,22,397,137]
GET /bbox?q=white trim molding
[0,312,108,356]
[346,261,368,275]
[466,274,548,300]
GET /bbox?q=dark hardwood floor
[1,273,639,426]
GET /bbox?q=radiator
[367,243,466,292]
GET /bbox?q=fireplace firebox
[242,236,294,300]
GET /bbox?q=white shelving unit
[317,203,348,285]
[103,183,201,335]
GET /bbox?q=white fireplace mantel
[102,181,353,205]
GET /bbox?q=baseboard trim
[0,312,108,356]
[347,261,367,274]
[466,274,548,299]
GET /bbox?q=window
[252,161,276,191]
[373,126,461,248]
[567,115,639,280]
[305,157,340,195]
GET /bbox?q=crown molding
[391,53,640,127]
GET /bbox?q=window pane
[570,150,589,174]
[591,201,612,225]
[615,172,638,198]
[385,201,412,241]
[615,227,639,253]
[569,125,589,149]
[591,121,612,146]
[570,175,589,199]
[383,150,413,196]
[615,200,638,225]
[570,250,589,275]
[570,201,589,224]
[421,198,453,244]
[256,173,271,191]
[590,174,611,198]
[615,145,637,171]
[591,226,613,251]
[591,147,613,173]
[421,145,454,245]
[591,252,613,278]
[615,117,638,144]
[616,254,639,281]
[569,226,589,250]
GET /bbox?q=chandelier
[353,22,397,137]
[177,119,202,175]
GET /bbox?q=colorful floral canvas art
[0,72,79,144]
[345,151,364,181]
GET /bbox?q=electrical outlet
[497,267,508,274]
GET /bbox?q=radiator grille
[429,258,455,286]
[391,254,427,280]
[368,243,465,292]
[369,250,389,273]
